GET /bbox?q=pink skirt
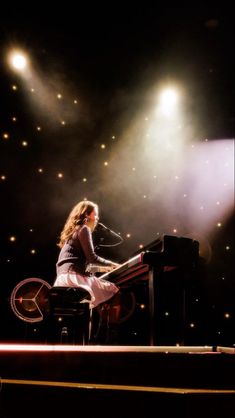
[53,273,119,308]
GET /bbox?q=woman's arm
[78,225,116,266]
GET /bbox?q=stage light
[8,50,28,72]
[158,87,179,117]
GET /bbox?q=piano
[99,235,200,345]
[99,234,199,284]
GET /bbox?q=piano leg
[149,265,165,346]
[148,267,155,346]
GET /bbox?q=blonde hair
[58,200,98,248]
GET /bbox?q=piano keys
[98,252,147,285]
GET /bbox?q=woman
[54,200,120,309]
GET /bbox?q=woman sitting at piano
[53,200,120,312]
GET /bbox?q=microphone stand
[97,222,124,247]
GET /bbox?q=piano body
[99,235,199,346]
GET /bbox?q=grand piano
[98,235,199,345]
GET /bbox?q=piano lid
[131,236,163,257]
[132,235,199,267]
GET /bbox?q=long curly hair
[58,200,98,248]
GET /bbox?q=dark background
[0,6,234,346]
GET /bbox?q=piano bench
[48,287,92,345]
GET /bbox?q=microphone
[98,222,123,241]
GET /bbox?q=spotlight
[8,49,28,72]
[158,87,179,117]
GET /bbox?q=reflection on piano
[99,235,199,346]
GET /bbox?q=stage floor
[0,344,235,417]
[0,344,234,389]
[0,343,234,353]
